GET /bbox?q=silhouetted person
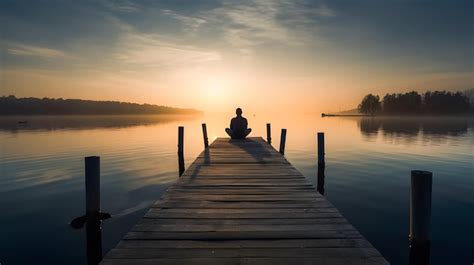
[226,108,252,139]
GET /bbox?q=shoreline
[321,113,371,117]
[321,113,474,118]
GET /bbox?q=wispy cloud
[100,0,141,12]
[213,0,291,47]
[6,43,67,58]
[159,0,335,55]
[161,9,207,33]
[113,29,221,68]
[214,0,335,47]
[1,1,333,71]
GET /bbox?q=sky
[0,0,473,113]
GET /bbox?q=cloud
[161,9,207,33]
[113,29,221,68]
[0,1,334,73]
[159,0,335,55]
[215,0,335,46]
[100,0,141,12]
[6,43,67,58]
[213,0,291,47]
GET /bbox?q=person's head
[236,108,242,116]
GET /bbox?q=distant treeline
[0,96,202,115]
[358,89,473,115]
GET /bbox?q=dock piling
[202,123,209,148]
[409,170,432,265]
[279,129,287,155]
[317,164,325,195]
[266,123,272,145]
[85,156,100,216]
[410,170,432,244]
[70,156,109,264]
[178,126,185,176]
[317,132,325,166]
[71,156,110,229]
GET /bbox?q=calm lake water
[0,114,473,265]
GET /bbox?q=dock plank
[102,137,388,265]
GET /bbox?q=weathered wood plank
[106,247,381,258]
[102,257,389,265]
[116,238,373,249]
[146,207,340,214]
[153,201,333,208]
[124,230,363,240]
[131,224,355,233]
[144,211,344,219]
[137,218,349,225]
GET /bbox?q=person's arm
[244,118,248,129]
[230,118,234,130]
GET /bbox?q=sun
[203,78,230,101]
[196,73,242,111]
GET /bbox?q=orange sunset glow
[1,1,472,113]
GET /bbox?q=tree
[463,89,474,107]
[0,96,202,115]
[382,91,421,114]
[424,91,470,114]
[358,94,381,115]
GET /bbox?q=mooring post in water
[71,156,110,229]
[409,170,432,265]
[202,123,209,148]
[266,123,272,145]
[410,170,432,243]
[317,163,325,195]
[178,126,185,176]
[317,132,325,166]
[85,156,100,217]
[279,129,287,155]
[70,156,108,265]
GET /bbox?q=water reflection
[0,114,201,133]
[1,114,473,265]
[85,217,103,265]
[358,117,472,141]
[71,211,111,265]
[409,241,431,265]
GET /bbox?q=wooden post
[279,129,287,155]
[266,123,272,145]
[202,123,209,148]
[85,156,100,216]
[178,126,185,176]
[410,170,432,244]
[317,132,325,166]
[317,164,325,195]
[409,170,432,265]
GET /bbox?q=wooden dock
[102,137,389,265]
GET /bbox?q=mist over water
[0,114,472,265]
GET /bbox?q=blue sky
[0,0,473,112]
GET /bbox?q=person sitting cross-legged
[225,108,252,139]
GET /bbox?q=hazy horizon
[1,0,473,114]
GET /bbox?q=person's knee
[244,128,252,136]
